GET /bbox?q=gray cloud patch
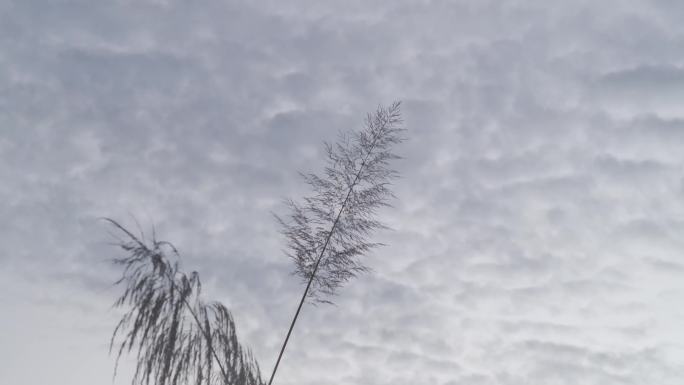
[2,0,684,384]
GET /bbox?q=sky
[2,0,684,384]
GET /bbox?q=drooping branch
[104,218,264,385]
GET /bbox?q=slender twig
[172,275,230,382]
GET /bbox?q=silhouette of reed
[105,218,263,385]
[103,102,404,385]
[269,102,404,384]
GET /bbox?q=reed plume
[269,102,404,384]
[105,218,263,385]
[102,102,404,385]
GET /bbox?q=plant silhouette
[105,218,264,385]
[269,102,404,384]
[104,102,405,385]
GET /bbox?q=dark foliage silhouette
[105,219,263,385]
[103,102,404,385]
[269,102,404,384]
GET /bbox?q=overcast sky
[2,1,684,384]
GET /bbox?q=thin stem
[267,133,381,385]
[168,273,231,383]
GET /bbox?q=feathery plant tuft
[105,218,264,385]
[277,101,404,302]
[102,102,404,385]
[269,102,405,384]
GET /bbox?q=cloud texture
[2,1,684,384]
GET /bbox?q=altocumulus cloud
[2,1,684,384]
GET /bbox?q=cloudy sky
[3,0,684,384]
